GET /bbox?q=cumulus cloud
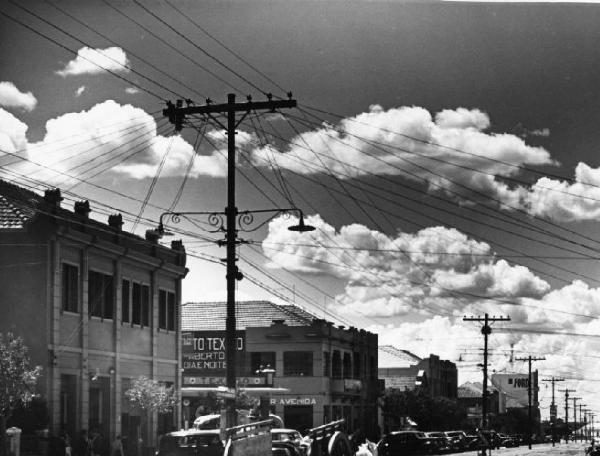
[75,86,86,97]
[0,82,37,111]
[56,47,130,76]
[262,215,549,318]
[0,108,29,156]
[7,100,232,184]
[125,87,140,95]
[522,163,600,222]
[249,105,554,209]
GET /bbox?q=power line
[0,8,163,100]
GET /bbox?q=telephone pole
[559,388,575,442]
[163,93,304,428]
[572,397,582,441]
[543,377,564,446]
[463,313,510,454]
[515,356,545,449]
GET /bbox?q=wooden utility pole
[515,356,545,449]
[572,397,582,442]
[559,388,575,442]
[163,94,297,428]
[463,314,510,455]
[542,377,564,446]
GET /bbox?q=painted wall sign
[183,376,266,386]
[182,330,246,375]
[270,397,317,406]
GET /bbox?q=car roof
[163,429,221,438]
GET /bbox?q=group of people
[49,430,125,456]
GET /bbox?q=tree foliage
[124,376,177,414]
[0,333,42,419]
[382,388,467,431]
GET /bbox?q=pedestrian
[110,435,124,456]
[74,430,91,456]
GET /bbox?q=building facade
[0,180,187,450]
[181,301,380,438]
[378,345,458,398]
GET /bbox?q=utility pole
[578,404,587,441]
[515,356,545,449]
[583,409,590,442]
[163,93,299,428]
[463,313,510,456]
[543,377,564,447]
[559,388,574,442]
[572,397,582,442]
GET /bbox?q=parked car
[157,429,224,456]
[377,431,436,456]
[272,441,303,456]
[425,432,451,453]
[498,434,519,448]
[443,430,469,452]
[271,429,309,456]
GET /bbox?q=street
[460,442,589,456]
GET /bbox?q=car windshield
[273,431,301,441]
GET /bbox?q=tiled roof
[181,300,317,331]
[378,345,422,368]
[0,181,39,229]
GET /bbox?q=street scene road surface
[461,442,589,456]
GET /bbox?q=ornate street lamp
[153,206,313,428]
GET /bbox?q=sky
[3,0,600,421]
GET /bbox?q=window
[132,283,141,324]
[283,351,313,376]
[62,263,79,312]
[323,352,330,377]
[167,292,175,331]
[343,353,351,379]
[353,352,361,379]
[141,285,150,327]
[129,281,150,327]
[122,280,130,323]
[250,352,276,374]
[159,290,177,331]
[88,270,114,319]
[332,351,342,379]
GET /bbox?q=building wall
[0,207,186,448]
[182,318,380,439]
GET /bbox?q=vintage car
[156,429,224,456]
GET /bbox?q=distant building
[181,301,380,438]
[491,372,539,410]
[378,345,458,398]
[457,381,505,426]
[0,180,187,451]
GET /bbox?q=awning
[182,387,290,396]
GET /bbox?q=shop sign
[182,330,246,375]
[183,376,266,386]
[270,397,317,406]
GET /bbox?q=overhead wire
[0,9,163,100]
[131,135,176,232]
[42,0,207,100]
[8,0,188,100]
[131,0,268,95]
[97,0,245,94]
[162,0,288,94]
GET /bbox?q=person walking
[110,436,124,456]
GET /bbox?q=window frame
[123,278,151,328]
[61,262,79,313]
[88,269,115,320]
[283,351,313,377]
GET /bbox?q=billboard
[182,330,246,378]
[491,372,538,409]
